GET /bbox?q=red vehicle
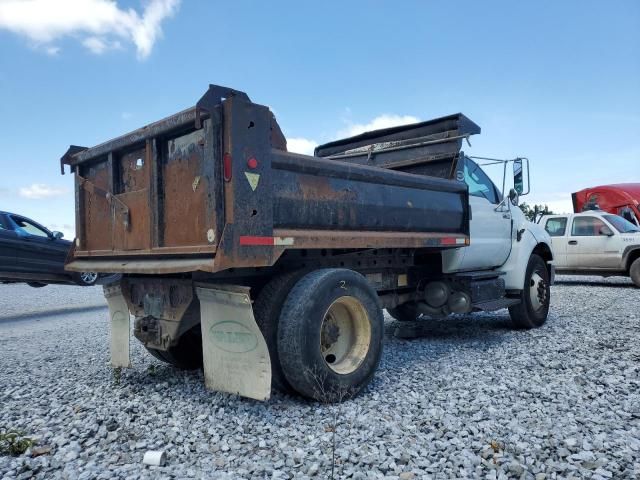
[572,184,640,226]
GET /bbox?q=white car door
[444,158,511,272]
[566,215,620,269]
[543,216,569,267]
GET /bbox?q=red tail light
[223,153,232,181]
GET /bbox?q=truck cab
[572,184,640,226]
[541,211,640,286]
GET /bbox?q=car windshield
[604,214,640,233]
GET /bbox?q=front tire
[630,258,640,288]
[508,254,550,329]
[277,269,384,402]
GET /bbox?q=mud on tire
[277,269,384,402]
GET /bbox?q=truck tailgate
[63,107,221,261]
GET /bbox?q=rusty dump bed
[61,84,478,274]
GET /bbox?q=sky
[0,0,638,238]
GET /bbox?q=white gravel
[1,276,639,479]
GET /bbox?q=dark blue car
[0,211,99,287]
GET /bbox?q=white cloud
[82,36,112,54]
[287,137,318,156]
[286,113,420,156]
[0,0,180,59]
[19,184,69,199]
[339,114,420,138]
[44,45,60,55]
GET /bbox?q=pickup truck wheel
[145,326,203,370]
[508,254,550,329]
[253,270,308,394]
[386,303,420,322]
[277,269,384,402]
[630,258,640,288]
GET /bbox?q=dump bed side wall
[271,152,467,233]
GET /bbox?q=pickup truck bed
[61,85,477,275]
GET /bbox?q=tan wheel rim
[320,296,371,375]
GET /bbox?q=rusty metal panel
[271,152,468,234]
[162,123,215,247]
[80,160,112,251]
[119,147,150,193]
[113,147,152,251]
[113,190,150,250]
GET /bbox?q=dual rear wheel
[256,269,384,402]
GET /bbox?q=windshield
[604,214,640,233]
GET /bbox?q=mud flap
[196,285,271,401]
[103,284,131,368]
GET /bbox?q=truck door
[456,158,512,271]
[543,216,569,267]
[566,215,621,269]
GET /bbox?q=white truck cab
[444,157,554,290]
[540,211,640,287]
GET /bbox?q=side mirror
[599,226,614,237]
[513,159,524,195]
[52,231,64,239]
[508,188,519,206]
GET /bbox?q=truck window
[618,207,639,226]
[0,215,9,230]
[544,217,567,236]
[603,214,640,233]
[463,158,499,204]
[571,216,608,236]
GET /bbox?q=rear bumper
[66,257,215,275]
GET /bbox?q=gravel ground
[0,283,105,321]
[0,276,639,479]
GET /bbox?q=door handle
[568,240,578,245]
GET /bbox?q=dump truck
[60,84,554,402]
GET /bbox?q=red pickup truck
[572,184,640,226]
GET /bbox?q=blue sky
[0,0,638,237]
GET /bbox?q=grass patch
[0,430,34,456]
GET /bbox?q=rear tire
[145,326,203,370]
[277,269,384,402]
[386,303,420,322]
[508,254,550,329]
[253,270,308,394]
[630,258,640,288]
